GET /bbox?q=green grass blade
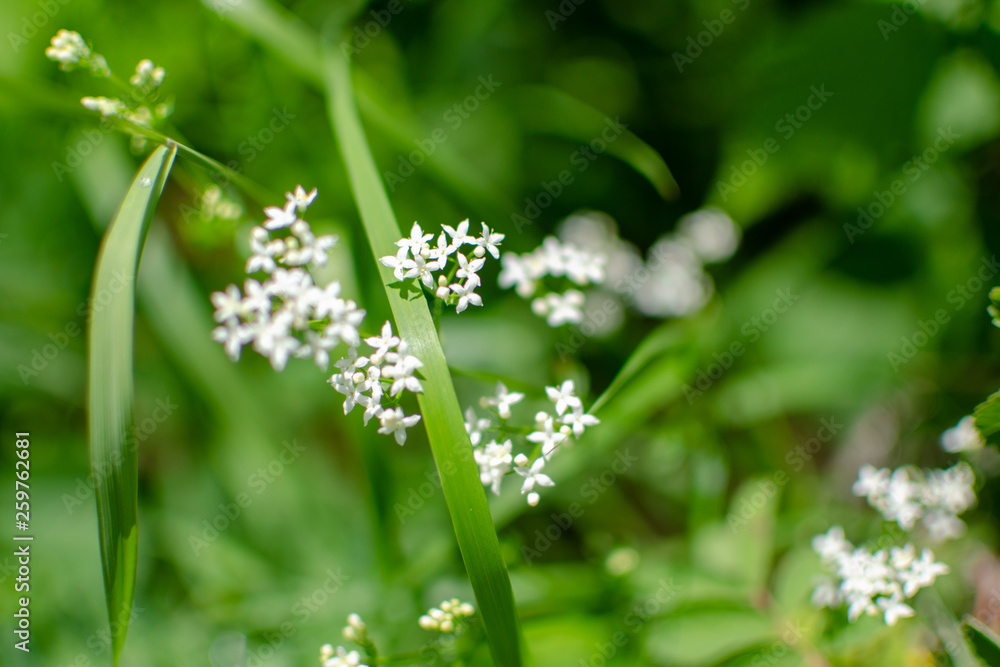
[87,142,177,665]
[323,42,525,667]
[964,616,1000,665]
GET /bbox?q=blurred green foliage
[1,0,1000,665]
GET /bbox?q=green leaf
[87,142,176,665]
[323,40,525,667]
[645,610,776,666]
[974,388,1000,438]
[964,615,1000,665]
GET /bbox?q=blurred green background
[2,0,1000,664]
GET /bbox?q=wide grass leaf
[323,41,525,667]
[87,142,176,665]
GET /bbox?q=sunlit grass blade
[324,41,525,667]
[510,85,680,199]
[87,142,176,665]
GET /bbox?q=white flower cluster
[380,220,503,314]
[211,187,351,369]
[468,380,599,506]
[328,321,423,446]
[811,526,949,626]
[633,207,740,318]
[418,599,475,633]
[940,415,985,453]
[853,462,976,542]
[45,29,108,75]
[498,236,606,327]
[320,644,368,667]
[46,30,172,152]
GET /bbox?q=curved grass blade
[964,616,1000,666]
[509,85,679,199]
[324,42,525,667]
[87,142,177,665]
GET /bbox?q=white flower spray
[211,187,424,445]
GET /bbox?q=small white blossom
[377,407,421,446]
[442,219,474,251]
[322,645,368,667]
[380,247,411,281]
[532,290,585,327]
[940,415,984,453]
[465,407,493,446]
[342,613,367,643]
[450,281,483,314]
[514,453,555,506]
[527,412,571,460]
[545,380,583,415]
[498,253,540,298]
[286,185,318,212]
[383,353,424,397]
[677,207,740,263]
[559,406,599,438]
[45,30,91,69]
[396,222,434,255]
[475,440,513,495]
[130,59,166,87]
[263,201,298,230]
[474,222,504,259]
[480,382,524,420]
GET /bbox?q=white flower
[559,407,599,438]
[377,407,421,445]
[481,382,524,420]
[396,222,433,255]
[365,321,400,366]
[45,30,91,70]
[877,593,915,627]
[263,201,298,230]
[677,207,740,263]
[475,440,513,495]
[940,416,984,453]
[380,247,411,282]
[212,320,252,361]
[419,600,475,633]
[252,310,300,371]
[514,453,555,506]
[455,253,486,289]
[465,407,493,446]
[80,96,125,117]
[474,222,504,259]
[383,353,424,397]
[545,380,583,416]
[286,185,318,212]
[450,281,483,314]
[211,284,243,323]
[528,411,571,460]
[242,279,271,315]
[811,525,852,562]
[852,465,890,502]
[403,254,442,289]
[442,219,474,251]
[901,548,949,597]
[246,226,283,274]
[922,509,966,542]
[532,290,585,327]
[564,247,606,286]
[925,463,976,515]
[498,253,539,299]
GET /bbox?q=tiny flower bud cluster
[45,29,108,75]
[211,187,361,372]
[341,613,367,644]
[498,237,606,327]
[852,462,976,542]
[320,643,368,667]
[811,526,949,626]
[46,30,174,152]
[328,321,423,446]
[418,599,476,633]
[468,379,599,506]
[940,415,985,453]
[380,220,504,314]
